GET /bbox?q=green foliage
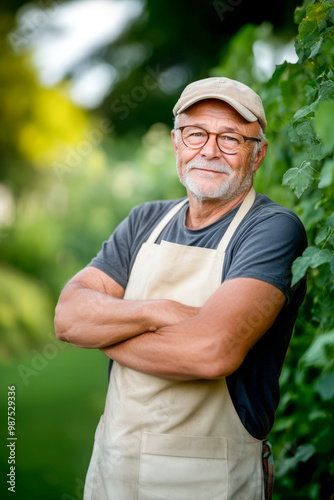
[300,329,334,370]
[282,161,315,198]
[264,1,334,498]
[291,245,332,285]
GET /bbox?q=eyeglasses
[176,126,261,155]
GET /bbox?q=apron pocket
[138,432,228,500]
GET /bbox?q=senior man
[54,77,307,500]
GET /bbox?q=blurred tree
[0,14,88,192]
[100,0,302,133]
[1,0,302,135]
[0,12,89,357]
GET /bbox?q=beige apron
[84,187,265,500]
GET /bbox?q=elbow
[200,360,236,379]
[54,301,100,349]
[198,341,244,379]
[200,358,239,379]
[197,360,226,379]
[54,303,72,343]
[54,283,97,348]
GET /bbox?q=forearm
[101,320,210,380]
[101,279,286,380]
[55,283,199,349]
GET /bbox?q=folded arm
[54,267,285,380]
[54,266,199,348]
[101,277,286,380]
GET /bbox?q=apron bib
[84,188,265,500]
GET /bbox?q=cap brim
[174,94,258,123]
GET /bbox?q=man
[54,77,307,500]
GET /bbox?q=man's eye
[220,135,244,147]
[222,135,238,142]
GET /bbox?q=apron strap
[216,187,256,252]
[146,187,256,247]
[146,198,189,243]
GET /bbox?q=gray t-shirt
[89,192,307,439]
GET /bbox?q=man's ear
[171,129,178,157]
[252,141,268,173]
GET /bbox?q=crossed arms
[54,266,285,380]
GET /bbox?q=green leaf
[315,371,334,400]
[276,444,316,477]
[324,212,334,229]
[330,256,334,280]
[315,214,334,244]
[313,100,334,153]
[294,0,316,25]
[315,227,328,244]
[282,162,314,198]
[300,330,334,369]
[288,122,302,142]
[315,213,334,246]
[293,104,315,121]
[308,37,323,58]
[299,2,332,42]
[318,159,334,187]
[294,118,315,142]
[308,139,327,160]
[294,38,307,63]
[317,80,334,102]
[291,246,333,285]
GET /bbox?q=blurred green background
[1,0,333,499]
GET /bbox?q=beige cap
[173,77,267,132]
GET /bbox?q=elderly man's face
[171,99,267,203]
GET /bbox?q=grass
[0,344,108,499]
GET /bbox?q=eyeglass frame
[175,125,261,155]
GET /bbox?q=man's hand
[54,267,199,348]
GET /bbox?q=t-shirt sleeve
[87,208,136,289]
[224,211,307,302]
[86,200,177,289]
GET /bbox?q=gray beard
[178,158,253,203]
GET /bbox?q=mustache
[186,158,233,174]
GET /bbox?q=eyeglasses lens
[182,126,244,153]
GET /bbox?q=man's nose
[200,133,222,159]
